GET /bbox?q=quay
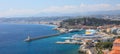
[56,40,84,44]
[24,32,66,42]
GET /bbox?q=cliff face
[60,17,120,29]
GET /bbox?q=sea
[0,23,84,54]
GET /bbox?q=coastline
[0,23,58,28]
[0,24,81,54]
[40,24,58,27]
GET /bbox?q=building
[111,28,120,35]
[85,29,96,35]
[110,38,120,54]
[106,28,111,33]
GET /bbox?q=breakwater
[24,32,66,42]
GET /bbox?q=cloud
[0,8,38,17]
[0,4,120,17]
[116,4,120,6]
[40,4,120,13]
[41,5,77,13]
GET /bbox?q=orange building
[110,39,120,54]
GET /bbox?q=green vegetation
[95,42,113,54]
[113,36,120,40]
[60,17,120,28]
[116,36,120,38]
[95,42,104,54]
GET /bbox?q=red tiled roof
[113,39,120,44]
[110,39,120,54]
[110,50,120,54]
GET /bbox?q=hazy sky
[0,0,120,17]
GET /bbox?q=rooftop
[110,38,120,54]
[113,38,120,44]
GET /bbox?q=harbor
[55,28,117,54]
[24,25,120,54]
[24,28,83,42]
[24,28,113,54]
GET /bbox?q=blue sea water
[0,24,83,54]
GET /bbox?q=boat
[60,37,72,39]
[68,29,82,32]
[24,36,31,42]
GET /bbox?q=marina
[55,29,105,54]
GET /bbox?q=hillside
[60,17,120,29]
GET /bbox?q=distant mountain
[0,10,120,24]
[34,10,120,17]
[87,10,120,15]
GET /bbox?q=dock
[56,39,84,44]
[56,41,83,44]
[24,32,66,42]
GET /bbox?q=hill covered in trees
[60,17,120,29]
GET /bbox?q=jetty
[24,32,66,42]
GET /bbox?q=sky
[0,0,120,17]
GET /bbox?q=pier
[24,32,66,42]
